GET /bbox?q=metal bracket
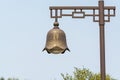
[50,6,115,22]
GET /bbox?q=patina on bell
[43,22,70,54]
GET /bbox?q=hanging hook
[55,9,58,22]
[53,9,59,29]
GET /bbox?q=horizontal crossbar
[50,6,115,10]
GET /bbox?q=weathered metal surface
[43,22,70,54]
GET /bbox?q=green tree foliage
[61,67,116,80]
[0,77,4,80]
[0,77,19,80]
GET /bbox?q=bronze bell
[43,22,70,54]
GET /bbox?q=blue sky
[0,0,119,80]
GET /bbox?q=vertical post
[99,0,106,80]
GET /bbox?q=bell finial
[53,22,59,29]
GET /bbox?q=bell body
[43,26,69,54]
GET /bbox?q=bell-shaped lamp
[43,22,70,54]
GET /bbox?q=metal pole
[99,1,106,80]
